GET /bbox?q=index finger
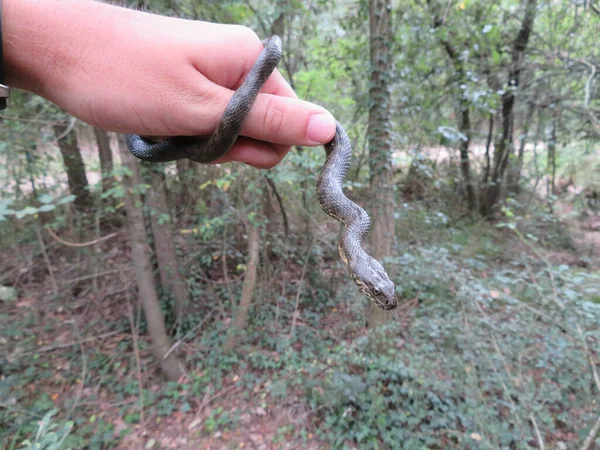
[261,68,298,99]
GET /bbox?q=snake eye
[373,287,381,295]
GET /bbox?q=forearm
[3,0,116,95]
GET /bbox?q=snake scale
[126,35,398,311]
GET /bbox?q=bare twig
[66,313,87,419]
[529,413,545,450]
[65,267,134,284]
[53,117,77,142]
[11,330,124,359]
[263,175,290,237]
[164,309,215,359]
[472,301,523,427]
[46,228,119,248]
[221,223,235,303]
[195,267,245,285]
[580,413,600,450]
[123,276,146,430]
[287,241,313,339]
[196,384,240,415]
[36,227,58,296]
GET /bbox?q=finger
[211,137,291,169]
[258,69,297,99]
[239,93,336,146]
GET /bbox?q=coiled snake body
[126,36,398,310]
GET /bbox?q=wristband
[0,0,9,110]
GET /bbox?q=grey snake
[125,35,398,310]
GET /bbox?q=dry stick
[66,312,88,420]
[579,413,600,450]
[221,224,235,304]
[470,302,523,428]
[275,280,285,329]
[529,413,545,450]
[53,117,77,142]
[35,227,59,296]
[195,267,245,285]
[263,175,289,237]
[195,384,240,416]
[461,304,494,443]
[92,213,101,293]
[0,114,57,124]
[46,228,119,248]
[287,241,313,339]
[163,309,216,360]
[11,330,124,359]
[65,267,134,284]
[122,276,146,430]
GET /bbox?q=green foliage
[203,406,238,433]
[0,195,76,221]
[17,410,73,450]
[291,241,599,448]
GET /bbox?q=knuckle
[232,25,260,45]
[262,97,287,141]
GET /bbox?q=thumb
[239,92,337,146]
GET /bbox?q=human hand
[4,0,336,168]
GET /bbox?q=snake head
[351,258,397,310]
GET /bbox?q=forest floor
[1,194,599,450]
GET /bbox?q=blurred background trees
[1,1,599,448]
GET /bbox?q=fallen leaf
[470,433,482,441]
[188,418,202,430]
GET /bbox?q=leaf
[437,126,468,143]
[188,418,202,430]
[38,194,54,204]
[38,205,56,212]
[492,49,501,65]
[57,194,77,205]
[14,206,39,219]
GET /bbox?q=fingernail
[307,113,336,144]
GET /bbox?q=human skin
[2,0,336,168]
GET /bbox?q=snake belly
[125,35,398,311]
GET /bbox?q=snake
[125,35,398,311]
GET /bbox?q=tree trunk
[457,79,477,211]
[482,113,495,186]
[93,127,114,195]
[547,114,558,197]
[223,223,260,353]
[176,159,193,206]
[508,94,537,193]
[430,3,477,211]
[53,122,92,211]
[146,165,190,322]
[482,0,538,215]
[117,136,184,381]
[367,0,395,328]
